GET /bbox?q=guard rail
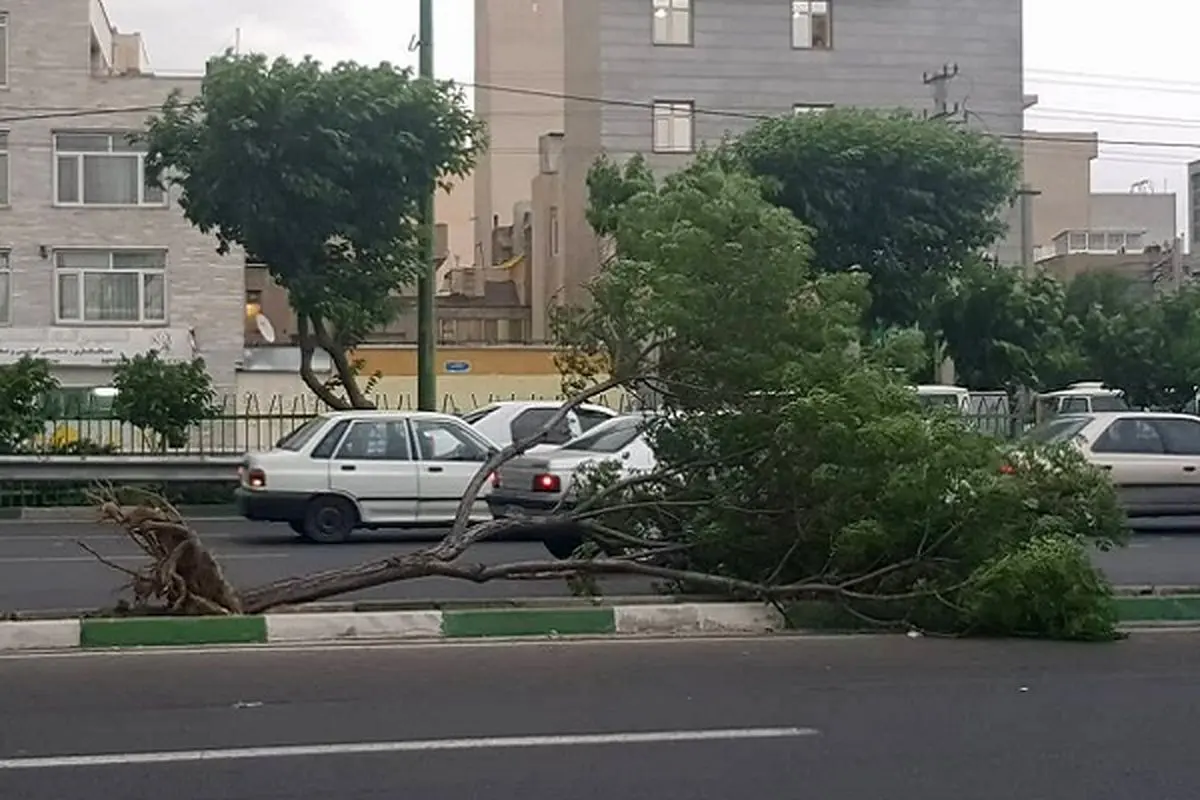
[0,455,244,482]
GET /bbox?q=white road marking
[0,553,289,564]
[0,727,818,770]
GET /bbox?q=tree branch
[297,315,352,410]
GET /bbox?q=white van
[913,384,970,414]
[1035,382,1128,422]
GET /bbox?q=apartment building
[0,0,243,394]
[515,0,1027,338]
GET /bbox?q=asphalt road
[0,519,1196,612]
[4,635,1200,798]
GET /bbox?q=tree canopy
[731,109,1020,328]
[144,53,484,407]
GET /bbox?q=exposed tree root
[81,484,242,615]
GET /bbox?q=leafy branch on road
[79,106,1132,641]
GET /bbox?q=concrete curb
[2,596,1198,652]
[0,603,785,651]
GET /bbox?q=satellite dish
[255,313,276,343]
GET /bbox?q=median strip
[0,595,1198,652]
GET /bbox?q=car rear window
[561,417,644,453]
[275,417,326,451]
[461,406,499,425]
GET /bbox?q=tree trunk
[297,315,353,410]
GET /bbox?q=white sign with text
[0,328,195,366]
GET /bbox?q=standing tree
[144,53,484,408]
[111,352,218,451]
[731,109,1020,328]
[0,356,58,454]
[934,259,1081,392]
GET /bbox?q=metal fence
[26,391,641,456]
[25,391,1033,458]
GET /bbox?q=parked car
[462,400,619,450]
[236,411,500,543]
[487,413,658,558]
[1023,411,1200,527]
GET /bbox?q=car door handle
[427,466,444,473]
[340,464,356,471]
[1185,466,1197,472]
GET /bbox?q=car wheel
[543,535,583,560]
[303,496,357,544]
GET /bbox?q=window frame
[791,0,832,50]
[651,100,695,154]
[53,247,168,326]
[52,131,168,208]
[0,13,9,88]
[409,417,494,462]
[0,249,9,326]
[651,0,693,46]
[0,130,9,207]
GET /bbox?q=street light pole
[416,0,437,410]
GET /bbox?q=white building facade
[0,0,242,397]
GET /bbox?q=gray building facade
[0,0,243,394]
[529,0,1025,335]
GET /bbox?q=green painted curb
[80,616,268,648]
[1115,595,1200,622]
[441,608,616,638]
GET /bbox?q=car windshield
[1025,415,1093,444]
[560,416,645,453]
[918,394,962,410]
[1090,395,1129,411]
[275,417,327,450]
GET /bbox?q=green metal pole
[416,0,437,410]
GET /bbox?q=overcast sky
[103,0,1200,232]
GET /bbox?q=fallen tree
[83,151,1130,641]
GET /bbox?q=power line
[4,79,1200,152]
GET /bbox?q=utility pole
[923,64,960,385]
[922,64,960,120]
[416,0,437,410]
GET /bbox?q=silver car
[1028,411,1200,527]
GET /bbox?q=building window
[55,249,167,324]
[53,132,168,207]
[652,0,691,45]
[791,1,831,49]
[0,250,9,325]
[793,104,832,115]
[549,206,560,256]
[652,101,694,153]
[0,131,8,205]
[0,14,8,88]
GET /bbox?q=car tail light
[532,473,561,492]
[999,463,1016,475]
[489,471,501,488]
[245,468,267,488]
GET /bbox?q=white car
[487,413,658,557]
[236,411,499,543]
[1025,411,1200,527]
[462,401,619,451]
